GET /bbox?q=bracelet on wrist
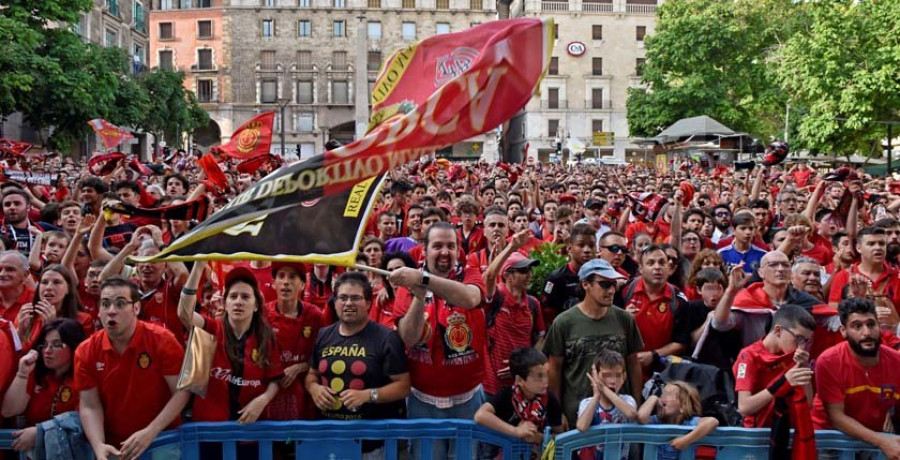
[182,287,198,296]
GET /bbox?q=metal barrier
[550,425,890,460]
[0,420,892,460]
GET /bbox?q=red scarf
[511,384,548,431]
[769,375,816,460]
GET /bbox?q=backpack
[486,291,542,352]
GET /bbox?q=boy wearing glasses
[733,305,815,429]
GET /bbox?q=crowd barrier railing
[0,419,892,460]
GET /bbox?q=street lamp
[277,98,291,157]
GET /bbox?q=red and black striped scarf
[768,375,816,460]
[511,384,548,432]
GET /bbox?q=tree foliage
[138,70,209,149]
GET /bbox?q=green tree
[773,0,900,157]
[137,69,209,150]
[626,0,800,139]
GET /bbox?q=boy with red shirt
[75,277,189,460]
[812,298,900,459]
[733,305,815,428]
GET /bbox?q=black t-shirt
[487,386,563,429]
[544,265,580,314]
[1,224,34,254]
[313,321,407,421]
[686,300,743,371]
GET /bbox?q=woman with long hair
[370,251,416,329]
[2,319,86,452]
[178,261,283,424]
[15,265,93,348]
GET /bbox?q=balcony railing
[541,100,568,109]
[190,64,216,72]
[582,2,613,12]
[586,99,612,109]
[626,3,657,13]
[541,1,569,11]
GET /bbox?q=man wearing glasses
[733,305,816,429]
[75,277,189,460]
[597,231,631,279]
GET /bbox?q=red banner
[212,112,275,160]
[0,139,32,157]
[318,18,553,195]
[88,119,135,150]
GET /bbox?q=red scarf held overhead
[511,384,548,432]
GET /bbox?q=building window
[436,23,450,34]
[368,0,381,6]
[367,21,381,39]
[548,88,559,109]
[402,22,416,40]
[554,24,559,40]
[160,0,175,9]
[105,28,118,47]
[297,50,312,70]
[197,80,213,103]
[159,50,174,70]
[133,2,146,33]
[332,51,348,70]
[470,0,482,9]
[592,58,602,76]
[262,0,274,5]
[636,58,645,76]
[298,0,310,6]
[262,19,274,38]
[198,49,213,70]
[548,57,558,75]
[591,88,603,108]
[436,0,449,8]
[548,119,559,137]
[296,113,314,132]
[296,81,314,104]
[367,51,381,71]
[333,20,345,38]
[106,0,120,17]
[159,22,174,40]
[261,50,276,70]
[333,0,345,7]
[402,0,415,8]
[592,119,603,133]
[261,79,278,103]
[299,142,315,158]
[592,25,602,40]
[298,20,311,37]
[331,81,349,104]
[198,20,212,38]
[197,0,212,6]
[636,26,646,41]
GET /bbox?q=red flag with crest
[211,112,275,160]
[88,119,135,150]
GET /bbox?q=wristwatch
[369,388,379,403]
[421,272,431,287]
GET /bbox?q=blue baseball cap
[578,258,625,281]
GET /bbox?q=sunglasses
[508,267,533,275]
[589,279,618,290]
[715,212,731,217]
[602,245,627,254]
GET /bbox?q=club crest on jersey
[445,312,472,352]
[303,326,312,338]
[138,352,152,369]
[154,291,164,304]
[658,302,668,314]
[60,386,72,403]
[251,347,260,364]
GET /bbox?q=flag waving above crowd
[135,17,554,263]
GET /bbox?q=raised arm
[177,261,207,329]
[802,180,826,222]
[86,214,114,262]
[749,167,766,202]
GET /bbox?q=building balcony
[585,99,612,109]
[190,64,217,72]
[582,2,612,12]
[626,3,657,13]
[540,100,568,109]
[541,1,569,12]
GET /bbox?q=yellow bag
[177,326,217,397]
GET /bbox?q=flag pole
[353,264,391,277]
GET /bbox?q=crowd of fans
[0,149,895,460]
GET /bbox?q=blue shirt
[717,244,767,274]
[650,415,701,460]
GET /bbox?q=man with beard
[390,222,485,460]
[812,298,900,460]
[1,188,38,255]
[791,257,825,302]
[615,245,690,376]
[0,251,34,322]
[874,218,900,267]
[828,227,900,319]
[99,228,189,344]
[710,204,733,245]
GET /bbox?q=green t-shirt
[543,305,644,424]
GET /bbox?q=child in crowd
[575,350,637,460]
[475,347,563,453]
[637,381,719,460]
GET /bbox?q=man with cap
[577,198,612,240]
[482,229,546,397]
[265,262,323,420]
[544,258,644,426]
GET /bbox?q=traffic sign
[592,131,614,146]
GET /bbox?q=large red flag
[87,119,135,150]
[212,112,275,160]
[0,139,32,157]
